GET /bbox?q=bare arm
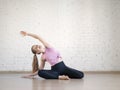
[20,31,51,48]
[22,58,46,78]
[21,71,38,79]
[39,58,46,70]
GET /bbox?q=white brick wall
[0,0,120,71]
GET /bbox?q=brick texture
[0,0,120,71]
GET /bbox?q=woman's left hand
[20,31,27,36]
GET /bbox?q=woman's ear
[36,51,41,54]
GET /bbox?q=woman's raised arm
[20,31,51,48]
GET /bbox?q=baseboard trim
[0,71,31,74]
[84,71,120,74]
[0,71,120,74]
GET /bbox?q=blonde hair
[31,45,39,73]
[32,54,39,73]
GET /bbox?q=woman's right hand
[21,75,34,79]
[20,31,27,36]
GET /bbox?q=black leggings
[38,61,84,79]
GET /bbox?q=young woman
[20,31,84,80]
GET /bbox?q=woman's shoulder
[46,46,55,50]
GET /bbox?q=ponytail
[32,54,39,73]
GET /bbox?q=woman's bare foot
[58,75,70,80]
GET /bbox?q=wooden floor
[0,72,120,90]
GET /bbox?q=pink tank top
[42,47,61,66]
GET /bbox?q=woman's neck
[41,48,46,54]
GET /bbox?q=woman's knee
[80,72,84,79]
[38,70,44,77]
[75,71,84,79]
[38,70,59,79]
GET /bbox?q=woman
[20,31,84,80]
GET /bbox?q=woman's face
[32,45,42,54]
